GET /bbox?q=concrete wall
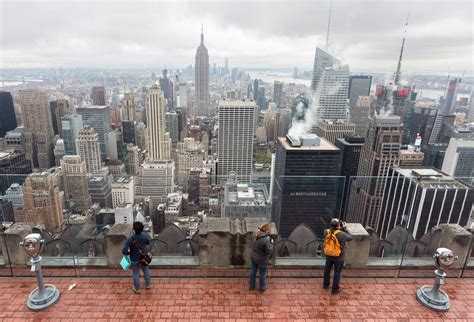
[0,223,33,265]
[0,222,472,270]
[344,223,371,268]
[105,223,132,267]
[198,218,276,267]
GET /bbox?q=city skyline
[1,1,472,73]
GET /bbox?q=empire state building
[194,26,210,117]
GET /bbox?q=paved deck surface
[0,269,473,321]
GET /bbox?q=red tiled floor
[1,268,474,321]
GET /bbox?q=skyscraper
[146,83,170,160]
[217,100,256,182]
[112,176,135,208]
[194,26,210,117]
[91,86,106,105]
[53,139,65,166]
[61,155,92,212]
[0,151,32,195]
[378,167,474,239]
[316,120,356,144]
[0,91,17,138]
[76,126,102,174]
[165,112,180,145]
[314,65,350,123]
[310,48,349,122]
[87,175,112,208]
[441,138,474,185]
[19,89,55,169]
[55,98,70,134]
[159,69,174,111]
[349,96,372,136]
[257,86,266,112]
[122,92,135,122]
[61,114,83,155]
[310,47,339,92]
[49,96,59,135]
[348,75,372,108]
[21,168,64,233]
[76,105,112,160]
[443,78,461,115]
[273,81,283,107]
[253,79,259,101]
[272,134,342,238]
[409,107,438,148]
[136,159,175,205]
[347,115,403,228]
[399,148,424,168]
[126,144,140,176]
[122,121,136,145]
[335,134,365,218]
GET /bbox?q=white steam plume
[288,69,345,137]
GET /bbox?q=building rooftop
[0,268,472,320]
[218,99,256,107]
[374,114,402,124]
[0,151,12,159]
[77,105,109,109]
[225,183,268,207]
[279,136,338,151]
[394,167,470,189]
[113,175,132,184]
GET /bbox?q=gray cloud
[0,0,472,73]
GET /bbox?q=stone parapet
[105,223,132,267]
[437,224,472,269]
[344,223,370,268]
[198,218,276,267]
[0,223,34,265]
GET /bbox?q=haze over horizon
[0,0,472,74]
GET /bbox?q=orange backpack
[323,229,342,257]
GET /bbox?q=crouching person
[323,218,352,294]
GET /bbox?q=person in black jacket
[122,222,152,294]
[323,218,352,294]
[249,223,274,293]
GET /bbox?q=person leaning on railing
[249,223,274,294]
[323,218,352,294]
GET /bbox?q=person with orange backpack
[323,218,352,294]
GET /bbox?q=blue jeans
[131,262,151,290]
[323,258,344,291]
[249,260,267,292]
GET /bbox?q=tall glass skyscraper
[76,105,111,161]
[310,47,349,123]
[0,91,17,138]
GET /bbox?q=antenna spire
[325,0,333,51]
[200,22,204,45]
[394,12,409,85]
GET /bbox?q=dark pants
[323,257,344,291]
[249,260,267,292]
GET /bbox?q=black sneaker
[331,288,341,294]
[323,285,329,289]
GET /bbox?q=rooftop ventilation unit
[286,134,321,147]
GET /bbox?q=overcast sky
[0,0,472,74]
